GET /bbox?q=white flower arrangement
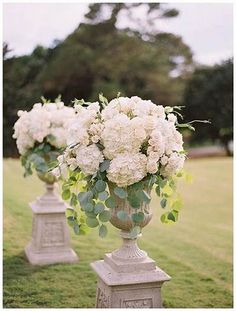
[13,97,75,177]
[52,94,197,237]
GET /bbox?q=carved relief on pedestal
[96,288,110,308]
[40,221,65,247]
[122,298,153,308]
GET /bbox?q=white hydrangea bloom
[101,114,145,159]
[167,113,177,123]
[13,102,75,155]
[162,153,185,177]
[147,159,159,174]
[75,144,104,176]
[160,155,169,166]
[50,127,67,148]
[107,153,147,187]
[101,96,166,121]
[88,123,104,144]
[53,96,185,185]
[147,129,165,161]
[66,102,101,146]
[67,121,90,146]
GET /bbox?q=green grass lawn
[3,158,233,308]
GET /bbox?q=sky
[3,3,233,65]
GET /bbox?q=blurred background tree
[3,3,232,157]
[183,59,233,155]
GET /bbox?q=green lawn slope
[3,158,233,308]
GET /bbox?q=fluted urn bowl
[37,171,57,184]
[36,151,60,185]
[108,182,153,231]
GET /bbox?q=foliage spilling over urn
[51,95,198,238]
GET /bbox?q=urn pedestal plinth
[25,183,78,265]
[91,231,171,308]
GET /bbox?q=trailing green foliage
[20,140,62,177]
[61,146,191,238]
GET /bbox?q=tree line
[3,3,233,156]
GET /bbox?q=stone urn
[91,183,171,308]
[37,171,57,184]
[108,182,153,266]
[24,172,78,265]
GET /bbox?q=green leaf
[46,134,56,142]
[114,187,127,199]
[62,189,71,200]
[155,186,161,196]
[141,190,151,202]
[100,160,110,172]
[162,184,173,197]
[84,202,94,212]
[69,176,77,182]
[131,212,145,223]
[127,195,141,208]
[65,208,75,218]
[79,224,90,235]
[99,93,109,106]
[70,193,77,207]
[176,122,195,130]
[94,203,105,214]
[117,210,129,221]
[160,213,167,223]
[160,198,167,208]
[73,224,80,235]
[95,180,106,192]
[167,212,176,222]
[99,224,108,238]
[78,191,93,207]
[130,182,143,191]
[129,226,141,239]
[105,196,116,209]
[160,179,167,188]
[169,179,176,191]
[98,191,109,201]
[36,163,49,173]
[172,209,179,221]
[85,211,96,218]
[86,217,99,228]
[99,210,111,222]
[67,218,77,227]
[43,144,51,153]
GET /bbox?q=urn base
[91,231,170,308]
[91,258,170,308]
[25,243,78,266]
[24,183,79,266]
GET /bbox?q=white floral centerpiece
[13,97,75,183]
[13,97,80,265]
[52,94,200,238]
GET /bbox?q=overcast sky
[3,3,233,65]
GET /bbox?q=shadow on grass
[3,251,49,283]
[3,250,97,308]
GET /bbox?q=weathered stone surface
[25,183,78,265]
[91,231,171,308]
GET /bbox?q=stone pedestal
[91,231,170,308]
[25,183,78,265]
